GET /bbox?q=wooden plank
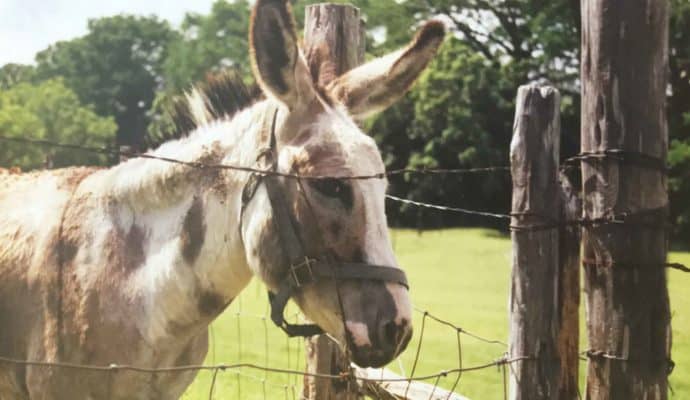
[580,1,671,398]
[355,367,470,400]
[509,85,562,399]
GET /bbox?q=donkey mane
[147,71,263,149]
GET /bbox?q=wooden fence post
[558,170,581,400]
[302,4,364,400]
[509,85,574,399]
[581,1,671,398]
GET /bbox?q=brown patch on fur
[197,141,229,197]
[0,167,21,175]
[197,291,229,316]
[125,225,146,269]
[351,248,366,263]
[292,142,349,176]
[57,239,79,266]
[329,220,342,237]
[58,167,100,189]
[180,197,206,264]
[104,223,147,274]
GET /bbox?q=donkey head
[241,0,444,368]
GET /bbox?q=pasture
[182,228,690,399]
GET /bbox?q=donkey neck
[94,100,278,344]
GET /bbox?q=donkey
[0,1,444,398]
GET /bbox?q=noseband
[240,109,408,338]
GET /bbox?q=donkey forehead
[289,111,384,175]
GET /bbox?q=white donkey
[0,1,445,398]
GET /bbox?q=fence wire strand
[0,135,510,181]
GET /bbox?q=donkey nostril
[383,320,398,346]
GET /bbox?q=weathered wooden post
[581,1,671,398]
[510,85,578,399]
[558,170,581,400]
[302,4,364,400]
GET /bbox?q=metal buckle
[290,257,315,287]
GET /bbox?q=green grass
[182,228,690,399]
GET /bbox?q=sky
[0,0,218,65]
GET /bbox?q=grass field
[182,228,690,399]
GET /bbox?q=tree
[668,0,690,242]
[0,79,117,169]
[35,15,177,149]
[370,38,514,228]
[0,63,35,90]
[343,0,581,227]
[162,0,252,91]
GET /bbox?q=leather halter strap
[241,108,408,338]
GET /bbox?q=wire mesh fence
[0,134,687,399]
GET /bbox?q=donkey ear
[327,21,446,119]
[250,0,314,107]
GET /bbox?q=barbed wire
[386,195,511,220]
[0,135,510,181]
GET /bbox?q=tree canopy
[0,79,116,169]
[35,15,177,149]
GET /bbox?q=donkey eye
[309,179,353,208]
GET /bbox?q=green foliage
[669,0,690,241]
[0,79,116,169]
[366,0,580,227]
[35,15,177,148]
[147,1,254,147]
[162,0,252,91]
[0,63,36,90]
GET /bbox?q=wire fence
[0,302,519,400]
[0,134,687,399]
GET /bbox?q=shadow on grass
[480,228,510,239]
[670,240,690,252]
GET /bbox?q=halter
[240,108,409,337]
